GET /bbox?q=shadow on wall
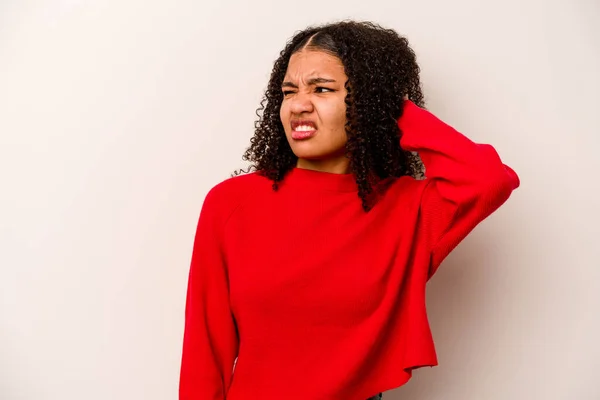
[387,230,499,399]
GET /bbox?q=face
[280,49,349,173]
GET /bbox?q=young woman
[179,20,520,400]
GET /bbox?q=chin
[290,148,329,160]
[287,138,345,161]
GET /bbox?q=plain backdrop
[1,0,599,399]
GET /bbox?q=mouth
[291,120,317,140]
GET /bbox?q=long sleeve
[398,100,520,278]
[179,186,239,399]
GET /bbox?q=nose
[289,92,314,115]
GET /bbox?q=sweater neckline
[284,167,358,192]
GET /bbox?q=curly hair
[235,20,425,211]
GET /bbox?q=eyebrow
[281,77,337,88]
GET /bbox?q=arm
[398,100,520,278]
[179,186,239,399]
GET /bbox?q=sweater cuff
[398,100,428,132]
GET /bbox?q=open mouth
[291,121,317,140]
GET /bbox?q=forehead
[284,50,346,79]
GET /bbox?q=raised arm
[398,100,520,278]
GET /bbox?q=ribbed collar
[282,167,358,192]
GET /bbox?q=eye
[315,87,334,93]
[282,90,295,96]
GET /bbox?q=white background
[1,0,599,399]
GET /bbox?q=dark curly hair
[235,20,425,211]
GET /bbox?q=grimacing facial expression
[280,50,349,164]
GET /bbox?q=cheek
[336,104,347,125]
[327,102,346,132]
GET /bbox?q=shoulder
[201,171,272,220]
[375,174,429,211]
[207,170,271,199]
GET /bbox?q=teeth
[294,125,315,131]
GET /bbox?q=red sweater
[179,101,520,400]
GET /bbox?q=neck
[296,157,351,174]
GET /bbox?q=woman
[179,20,519,400]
